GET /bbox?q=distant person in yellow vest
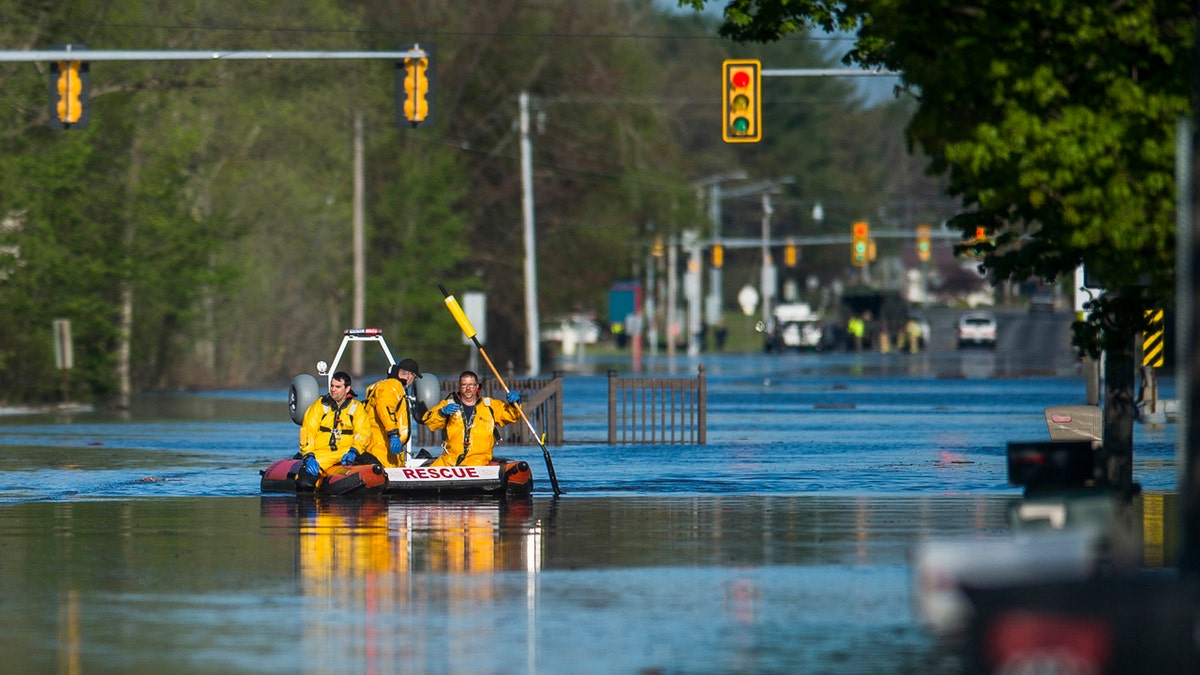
[297,371,369,488]
[847,315,865,351]
[422,371,522,467]
[348,358,422,469]
[905,318,923,354]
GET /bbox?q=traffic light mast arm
[5,49,430,62]
[32,46,433,131]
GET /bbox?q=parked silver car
[956,312,997,349]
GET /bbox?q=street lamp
[720,177,795,326]
[693,171,748,329]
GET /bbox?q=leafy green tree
[682,0,1191,494]
[0,0,944,400]
[680,0,1191,357]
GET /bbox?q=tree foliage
[683,0,1193,355]
[0,0,928,402]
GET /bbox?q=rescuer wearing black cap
[348,358,422,468]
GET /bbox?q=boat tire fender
[413,372,442,418]
[289,374,320,426]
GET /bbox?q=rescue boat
[259,328,535,498]
[259,455,534,497]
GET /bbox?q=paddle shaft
[439,285,563,495]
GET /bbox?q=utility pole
[1180,111,1199,570]
[685,230,702,356]
[667,238,678,358]
[519,92,541,376]
[693,171,747,331]
[760,191,776,326]
[351,110,365,376]
[717,177,794,327]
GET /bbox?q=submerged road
[0,328,1181,673]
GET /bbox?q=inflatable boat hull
[260,457,533,497]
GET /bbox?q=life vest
[318,396,361,447]
[444,394,501,465]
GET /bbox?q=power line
[0,16,845,44]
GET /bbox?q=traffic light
[49,58,89,130]
[784,241,797,267]
[711,243,724,269]
[398,44,434,128]
[916,225,931,262]
[852,221,869,266]
[722,59,761,143]
[971,226,994,256]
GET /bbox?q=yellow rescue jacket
[422,395,521,467]
[363,377,411,467]
[299,395,369,472]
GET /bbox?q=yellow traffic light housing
[49,57,89,130]
[852,221,869,266]
[784,242,797,267]
[722,59,761,143]
[971,226,994,257]
[711,243,724,269]
[398,44,434,128]
[916,224,931,262]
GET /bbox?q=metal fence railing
[607,365,707,445]
[415,374,564,449]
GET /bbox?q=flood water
[0,350,1182,673]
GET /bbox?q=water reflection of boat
[259,456,534,497]
[259,496,540,576]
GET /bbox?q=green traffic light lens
[732,117,750,134]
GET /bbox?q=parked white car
[956,312,997,349]
[542,314,601,344]
[764,302,824,352]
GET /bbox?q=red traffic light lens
[853,223,868,238]
[731,70,751,88]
